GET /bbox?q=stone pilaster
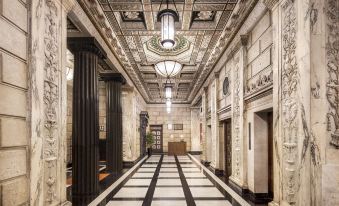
[68,37,106,205]
[29,0,75,205]
[101,73,126,174]
[211,72,220,169]
[229,35,248,188]
[201,87,208,161]
[190,107,201,152]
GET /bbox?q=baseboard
[123,155,145,168]
[228,178,247,195]
[208,166,224,176]
[188,151,202,155]
[247,190,273,203]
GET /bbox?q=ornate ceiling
[78,0,257,103]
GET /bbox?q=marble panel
[0,85,26,117]
[0,117,27,147]
[0,52,27,89]
[1,176,28,206]
[1,0,28,31]
[0,18,27,60]
[0,149,26,181]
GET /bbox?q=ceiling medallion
[146,35,190,56]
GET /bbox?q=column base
[72,193,98,206]
[60,200,72,206]
[268,201,280,206]
[123,155,145,168]
[209,165,224,176]
[228,176,247,195]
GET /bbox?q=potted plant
[146,132,155,157]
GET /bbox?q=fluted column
[68,37,106,205]
[101,73,126,174]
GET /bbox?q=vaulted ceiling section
[77,0,258,103]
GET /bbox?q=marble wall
[190,108,201,152]
[147,105,191,153]
[192,0,339,205]
[122,87,146,162]
[0,0,29,204]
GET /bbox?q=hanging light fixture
[155,60,182,78]
[157,0,179,48]
[166,98,172,107]
[165,85,172,99]
[164,79,172,99]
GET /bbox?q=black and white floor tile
[100,154,249,206]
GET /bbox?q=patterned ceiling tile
[85,0,255,103]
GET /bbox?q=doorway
[150,125,163,153]
[267,112,273,198]
[253,109,274,199]
[223,119,232,178]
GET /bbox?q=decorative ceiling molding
[78,0,152,102]
[79,0,257,103]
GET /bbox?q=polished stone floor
[100,155,248,206]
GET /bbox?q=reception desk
[168,142,186,155]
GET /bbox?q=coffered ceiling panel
[83,0,257,103]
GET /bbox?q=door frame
[223,119,232,178]
[150,124,163,153]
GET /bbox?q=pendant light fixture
[165,84,172,99]
[155,60,182,78]
[157,0,179,48]
[166,98,172,107]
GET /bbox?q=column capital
[261,0,279,10]
[100,72,126,84]
[140,111,149,118]
[214,71,220,79]
[240,35,249,46]
[68,37,107,59]
[203,86,208,92]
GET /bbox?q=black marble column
[68,37,106,205]
[101,73,126,174]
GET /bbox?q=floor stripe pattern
[106,155,232,206]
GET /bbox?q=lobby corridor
[90,155,250,206]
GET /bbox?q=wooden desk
[168,142,186,155]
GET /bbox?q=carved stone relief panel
[245,67,273,96]
[232,51,242,182]
[326,0,339,149]
[43,0,60,204]
[281,0,299,204]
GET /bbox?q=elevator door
[150,125,163,153]
[224,120,232,178]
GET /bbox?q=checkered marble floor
[106,155,233,206]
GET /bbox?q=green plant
[146,132,155,148]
